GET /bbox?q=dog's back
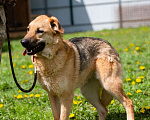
[69,37,119,72]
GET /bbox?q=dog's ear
[49,16,64,34]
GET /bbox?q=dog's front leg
[48,93,60,120]
[60,92,74,120]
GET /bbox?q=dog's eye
[27,27,29,32]
[37,28,44,34]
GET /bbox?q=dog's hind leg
[80,78,107,120]
[48,93,60,120]
[96,57,134,120]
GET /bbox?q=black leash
[3,2,37,93]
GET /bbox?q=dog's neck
[35,35,65,59]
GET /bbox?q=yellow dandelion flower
[139,76,144,79]
[127,92,132,95]
[135,47,140,51]
[140,66,145,70]
[120,104,123,106]
[126,78,131,81]
[125,48,128,52]
[111,100,114,104]
[18,90,21,93]
[146,106,150,109]
[21,65,26,69]
[29,94,34,97]
[13,63,16,67]
[28,65,34,68]
[94,107,96,110]
[28,71,33,75]
[132,81,136,85]
[35,94,40,97]
[78,101,82,104]
[17,95,23,99]
[142,27,146,31]
[115,47,118,50]
[77,96,80,99]
[114,43,117,45]
[136,78,141,83]
[69,113,75,118]
[0,104,4,108]
[148,41,150,44]
[73,100,78,105]
[140,109,145,113]
[136,61,140,64]
[21,80,24,85]
[24,95,28,97]
[130,43,134,47]
[14,95,17,98]
[25,79,28,82]
[136,89,142,93]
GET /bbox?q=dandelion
[125,48,128,52]
[140,109,145,113]
[136,78,141,83]
[25,79,28,82]
[69,113,75,118]
[78,101,82,104]
[28,71,33,75]
[13,63,16,67]
[111,100,114,104]
[136,89,142,93]
[24,95,28,98]
[28,65,34,68]
[35,94,40,97]
[73,100,78,104]
[130,43,134,47]
[146,106,150,109]
[94,108,96,110]
[135,47,140,51]
[139,76,144,79]
[115,47,118,50]
[114,43,117,45]
[140,66,145,70]
[17,94,23,99]
[120,104,123,106]
[77,96,80,99]
[18,90,21,93]
[126,78,131,81]
[127,92,132,95]
[142,27,146,31]
[14,95,17,98]
[136,61,140,64]
[29,94,34,97]
[21,65,26,69]
[0,104,4,108]
[132,81,136,85]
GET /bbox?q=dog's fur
[21,15,134,120]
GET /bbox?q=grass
[0,27,150,120]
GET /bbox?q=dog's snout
[21,39,29,48]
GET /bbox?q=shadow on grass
[106,109,150,120]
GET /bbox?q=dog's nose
[21,39,29,48]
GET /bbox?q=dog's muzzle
[21,39,45,55]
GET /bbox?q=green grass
[0,27,150,120]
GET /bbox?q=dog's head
[21,15,64,55]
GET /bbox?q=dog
[21,15,134,120]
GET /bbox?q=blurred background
[7,0,150,37]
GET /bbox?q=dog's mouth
[23,42,45,56]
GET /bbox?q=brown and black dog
[21,15,134,120]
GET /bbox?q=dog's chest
[34,58,69,95]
